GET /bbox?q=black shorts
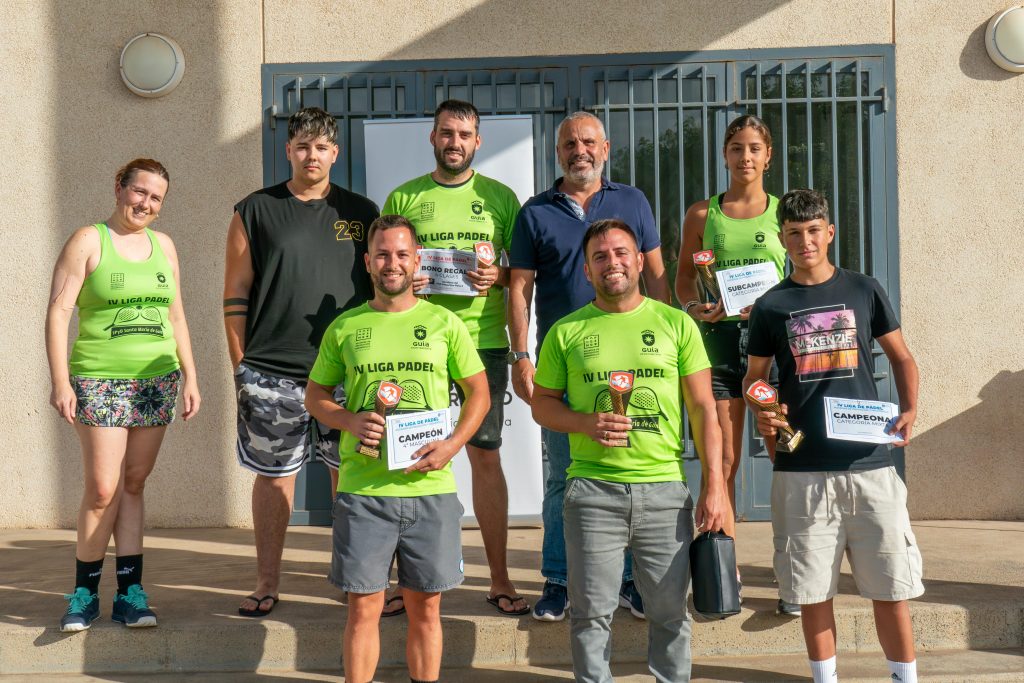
[701,321,778,400]
[452,347,509,451]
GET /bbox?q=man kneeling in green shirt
[305,215,489,683]
[532,219,728,682]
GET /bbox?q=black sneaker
[531,581,569,622]
[112,584,157,628]
[60,588,99,632]
[776,598,802,616]
[618,580,646,619]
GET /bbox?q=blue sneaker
[532,581,569,622]
[112,584,157,628]
[60,588,99,632]
[618,580,645,619]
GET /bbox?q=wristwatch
[506,350,530,365]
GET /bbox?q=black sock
[410,679,438,683]
[75,558,104,595]
[115,554,143,595]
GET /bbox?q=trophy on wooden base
[745,380,803,452]
[608,371,634,448]
[693,250,720,302]
[357,381,403,458]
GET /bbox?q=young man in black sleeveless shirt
[223,107,378,617]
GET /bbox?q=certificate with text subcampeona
[715,262,780,316]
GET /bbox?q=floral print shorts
[72,370,181,427]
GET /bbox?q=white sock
[809,656,838,683]
[887,659,917,683]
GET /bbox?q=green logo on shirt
[471,200,483,215]
[641,330,655,346]
[583,334,600,358]
[103,305,164,338]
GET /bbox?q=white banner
[364,116,542,522]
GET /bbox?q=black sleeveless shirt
[234,182,378,378]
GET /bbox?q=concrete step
[0,522,1020,677]
[2,648,1022,681]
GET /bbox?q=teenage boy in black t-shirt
[743,189,922,683]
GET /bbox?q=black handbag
[689,530,741,619]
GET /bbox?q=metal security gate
[263,46,898,524]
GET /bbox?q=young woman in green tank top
[674,116,798,614]
[45,159,201,632]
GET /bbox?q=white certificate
[714,262,781,317]
[385,408,453,470]
[824,397,902,444]
[418,249,479,297]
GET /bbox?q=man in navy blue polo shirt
[508,111,669,622]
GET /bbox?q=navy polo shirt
[509,178,661,350]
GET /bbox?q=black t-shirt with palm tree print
[747,268,901,472]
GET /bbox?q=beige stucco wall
[0,0,1020,527]
[895,2,1024,519]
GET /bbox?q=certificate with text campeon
[385,408,453,470]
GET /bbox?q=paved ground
[0,520,1021,680]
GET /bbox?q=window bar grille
[804,66,814,192]
[830,60,841,268]
[780,62,789,192]
[855,60,867,274]
[701,65,709,198]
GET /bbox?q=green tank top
[702,193,786,321]
[69,224,179,379]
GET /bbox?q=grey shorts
[329,492,464,594]
[452,347,509,450]
[234,363,345,476]
[772,467,925,604]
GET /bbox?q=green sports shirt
[309,300,484,497]
[535,298,710,483]
[69,224,179,379]
[703,193,787,320]
[382,173,520,349]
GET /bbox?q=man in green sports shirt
[382,99,526,616]
[532,219,728,682]
[305,214,489,683]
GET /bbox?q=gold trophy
[357,381,403,458]
[608,371,634,447]
[474,241,496,298]
[745,380,803,452]
[693,250,720,302]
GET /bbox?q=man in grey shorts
[382,100,526,616]
[223,107,379,617]
[306,215,489,683]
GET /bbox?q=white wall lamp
[986,5,1024,73]
[119,33,186,97]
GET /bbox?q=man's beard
[434,145,476,177]
[373,270,413,296]
[562,156,605,185]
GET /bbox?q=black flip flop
[381,595,406,618]
[486,594,530,616]
[238,594,279,618]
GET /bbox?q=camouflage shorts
[234,363,345,476]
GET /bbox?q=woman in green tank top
[44,159,201,632]
[674,116,799,614]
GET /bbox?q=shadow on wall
[959,17,1018,82]
[373,0,798,62]
[908,369,1024,520]
[43,0,260,534]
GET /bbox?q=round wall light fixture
[119,33,185,97]
[987,5,1024,73]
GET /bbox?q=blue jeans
[541,428,633,586]
[564,478,695,683]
